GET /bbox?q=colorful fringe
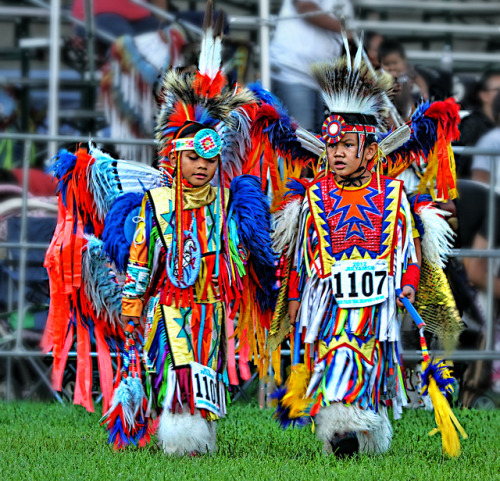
[101,322,150,449]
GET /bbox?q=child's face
[380,52,407,80]
[326,133,376,179]
[170,148,219,187]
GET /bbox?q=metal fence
[0,132,499,406]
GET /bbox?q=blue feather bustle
[229,175,278,311]
[381,101,438,167]
[46,149,78,207]
[284,178,308,198]
[102,192,145,273]
[248,82,318,161]
[247,82,281,106]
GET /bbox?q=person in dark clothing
[456,68,500,178]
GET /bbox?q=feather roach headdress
[311,39,393,157]
[155,0,256,181]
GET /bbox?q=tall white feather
[342,33,351,72]
[353,33,364,72]
[198,28,222,80]
[198,28,212,76]
[210,36,222,79]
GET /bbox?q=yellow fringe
[418,148,438,199]
[280,363,313,419]
[425,371,468,457]
[271,347,282,386]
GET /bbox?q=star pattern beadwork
[173,310,194,353]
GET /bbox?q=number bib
[190,362,226,417]
[331,259,389,308]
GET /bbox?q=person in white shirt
[270,0,353,132]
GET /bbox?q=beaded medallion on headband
[172,129,223,159]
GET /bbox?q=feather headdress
[155,0,256,180]
[312,40,393,142]
[312,57,392,128]
[308,39,394,164]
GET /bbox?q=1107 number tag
[331,259,389,308]
[191,361,226,417]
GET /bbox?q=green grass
[1,401,499,481]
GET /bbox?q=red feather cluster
[192,71,226,98]
[169,101,195,128]
[426,97,461,143]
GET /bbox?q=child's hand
[122,315,140,328]
[211,274,220,299]
[289,300,301,325]
[396,285,416,308]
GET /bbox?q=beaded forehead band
[322,114,376,158]
[171,128,222,159]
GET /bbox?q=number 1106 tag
[331,259,389,308]
[190,361,226,417]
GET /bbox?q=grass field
[1,401,499,481]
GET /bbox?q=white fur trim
[356,406,393,454]
[157,411,217,455]
[315,403,393,455]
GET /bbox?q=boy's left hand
[396,285,416,308]
[212,274,220,299]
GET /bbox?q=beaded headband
[171,128,223,159]
[322,114,376,157]
[322,114,376,143]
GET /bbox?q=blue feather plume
[229,175,277,311]
[284,178,308,198]
[382,101,438,164]
[102,192,145,273]
[248,82,317,161]
[247,81,281,106]
[46,149,77,207]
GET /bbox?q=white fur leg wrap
[315,403,393,454]
[356,406,393,454]
[157,411,217,455]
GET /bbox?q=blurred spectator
[66,0,170,71]
[72,0,168,38]
[365,31,384,71]
[0,87,23,170]
[470,91,500,188]
[379,39,429,121]
[456,68,500,179]
[455,90,500,403]
[450,178,500,406]
[11,169,57,198]
[270,0,354,133]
